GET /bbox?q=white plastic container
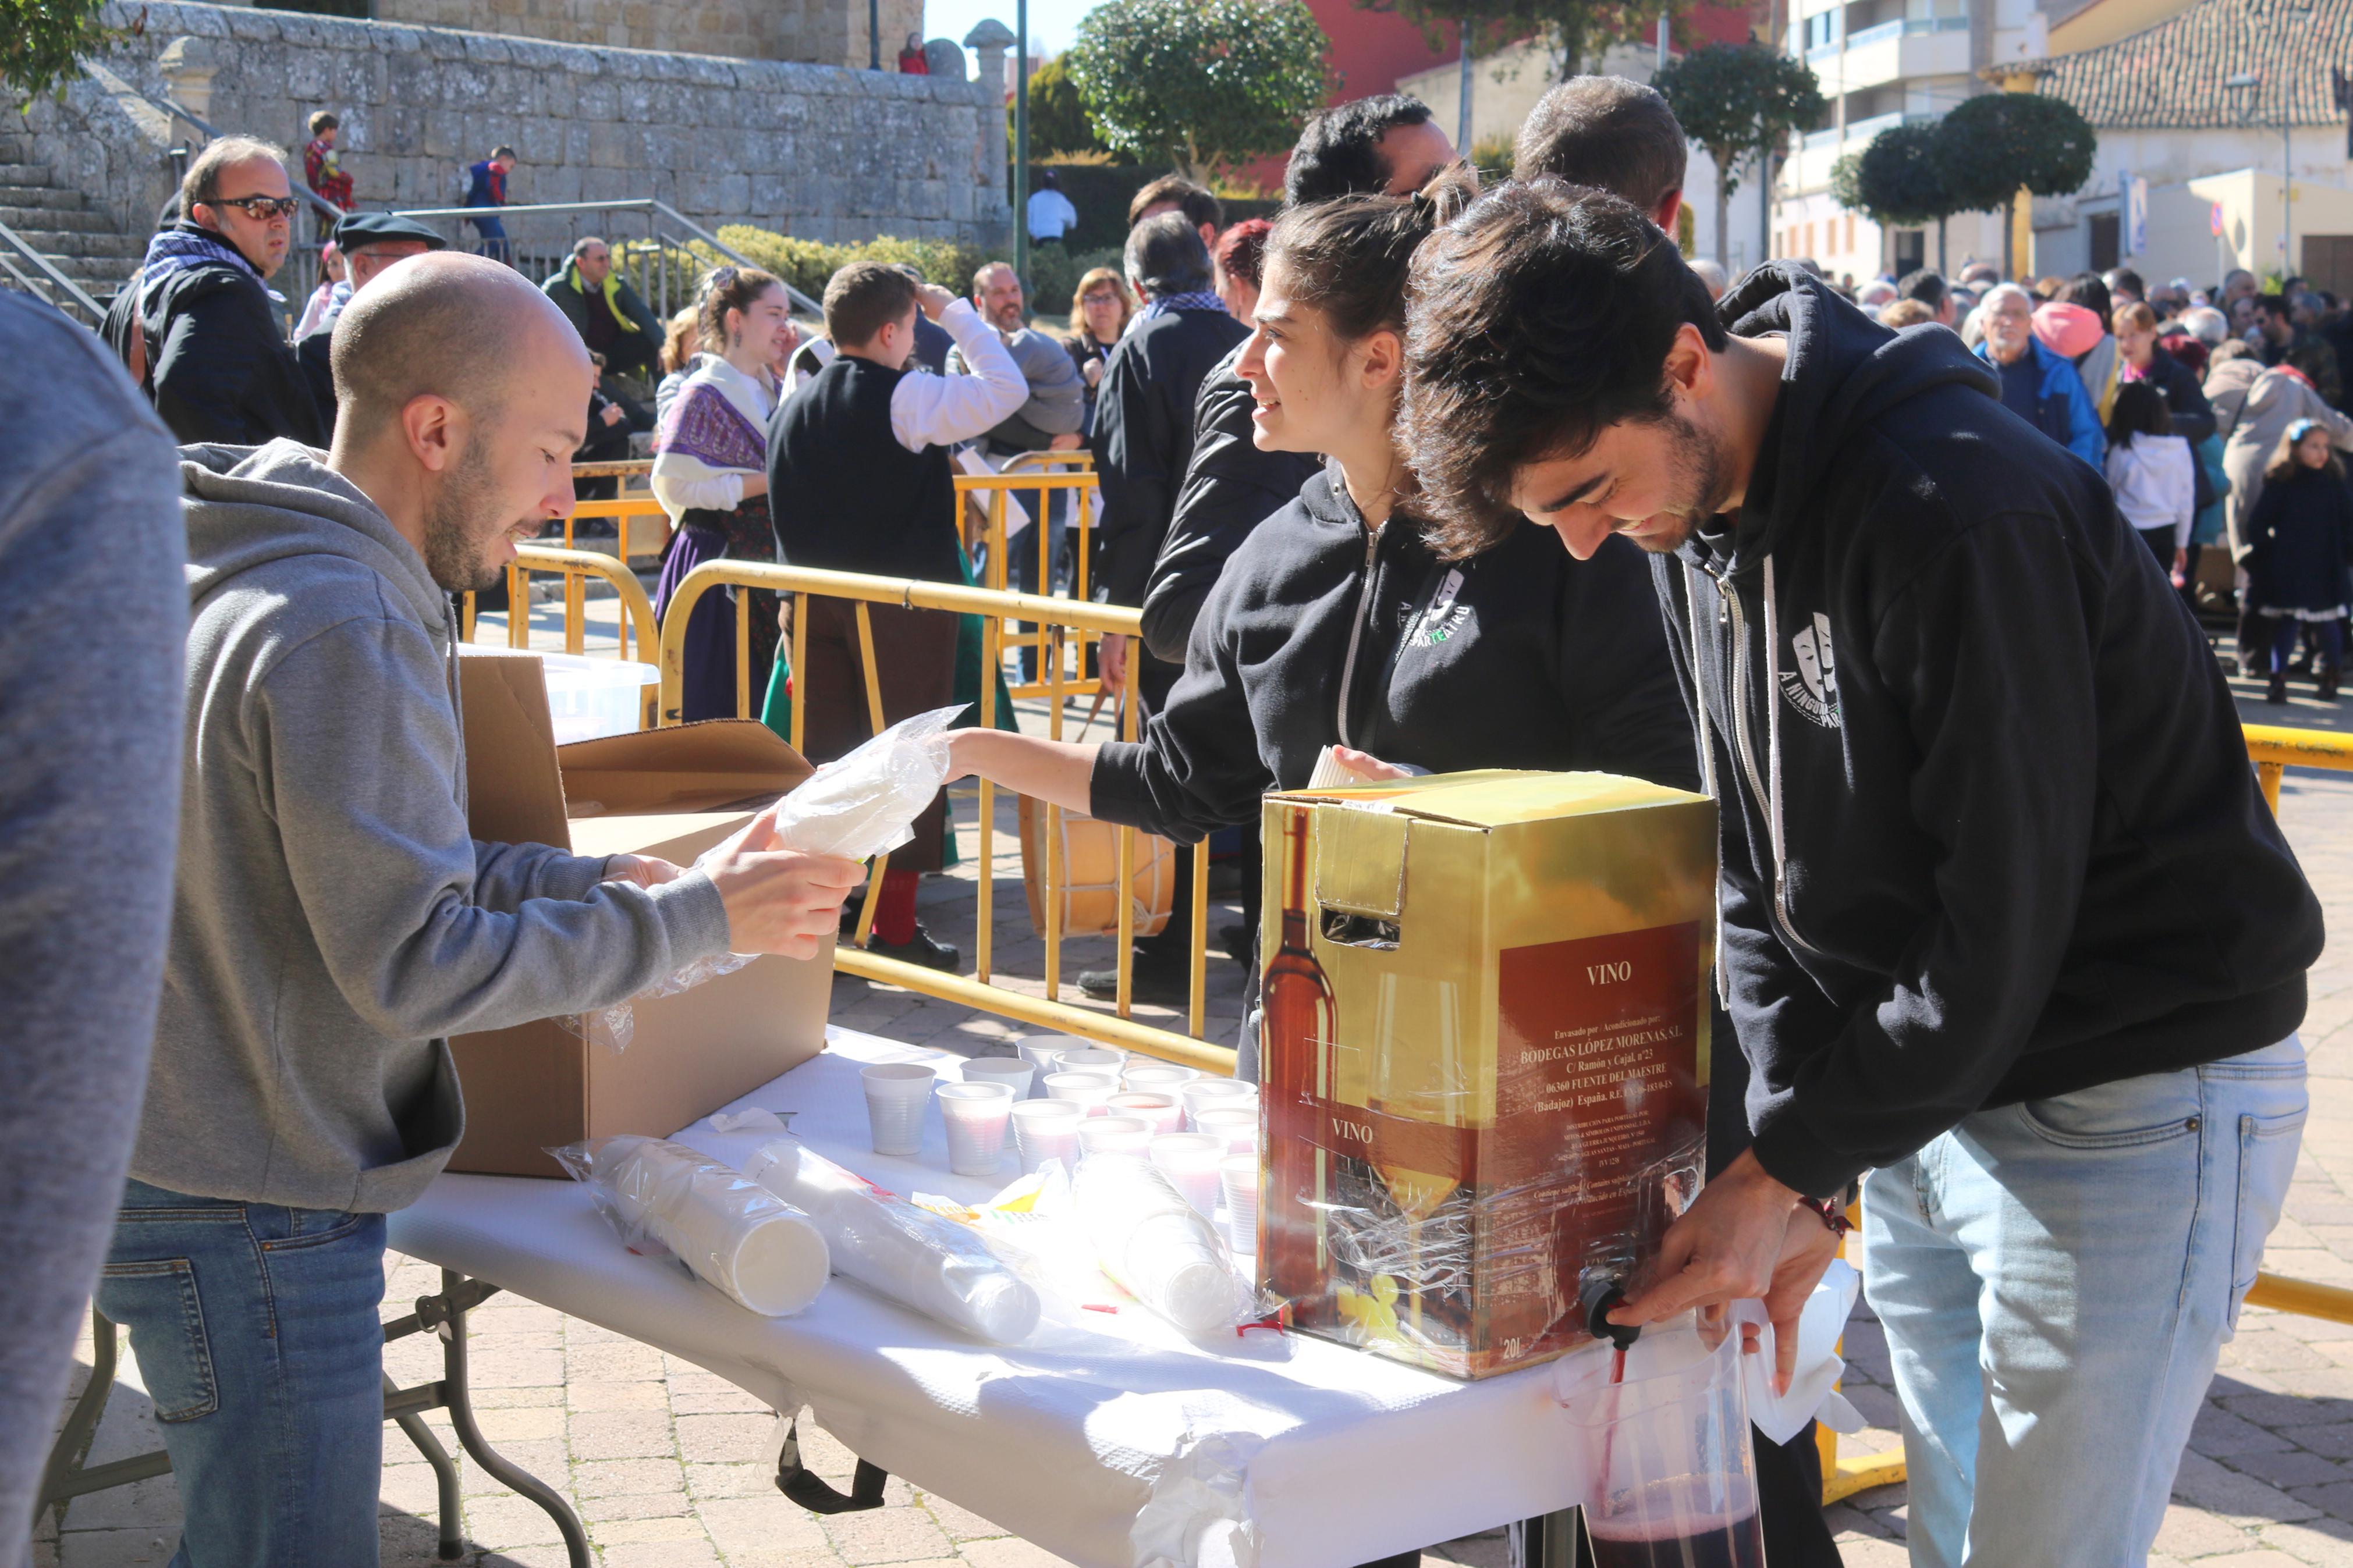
[537,652,661,744]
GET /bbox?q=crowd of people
[0,66,2334,1568]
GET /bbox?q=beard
[1623,411,1734,555]
[421,439,533,593]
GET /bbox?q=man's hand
[2173,546,2191,590]
[915,283,956,323]
[697,803,861,960]
[599,402,624,428]
[1611,1149,1805,1332]
[1097,632,1128,693]
[1329,746,1414,782]
[1083,358,1105,389]
[1760,1211,1846,1396]
[1048,432,1084,451]
[602,854,683,888]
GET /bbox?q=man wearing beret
[296,211,448,421]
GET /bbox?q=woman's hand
[1329,746,1415,782]
[2173,547,2190,589]
[1083,358,1105,389]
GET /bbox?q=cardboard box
[1258,770,1716,1379]
[449,650,834,1178]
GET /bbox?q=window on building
[1804,11,1838,50]
[1892,229,1926,273]
[2089,213,2120,272]
[1804,222,1816,257]
[1845,215,1856,253]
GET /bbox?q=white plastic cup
[1220,1152,1259,1256]
[1150,1133,1226,1217]
[1016,1035,1088,1084]
[959,1057,1036,1100]
[1042,1071,1120,1116]
[937,1081,1016,1176]
[1010,1100,1084,1175]
[1181,1079,1258,1129]
[1055,1047,1127,1078]
[1107,1091,1185,1136]
[1122,1062,1200,1094]
[1077,1114,1154,1157]
[860,1063,936,1157]
[1191,1105,1259,1155]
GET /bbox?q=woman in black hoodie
[947,169,1694,927]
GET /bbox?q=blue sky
[925,0,1101,65]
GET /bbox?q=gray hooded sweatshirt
[138,440,732,1213]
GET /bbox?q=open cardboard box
[449,649,833,1178]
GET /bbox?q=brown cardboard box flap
[560,720,812,816]
[460,650,569,849]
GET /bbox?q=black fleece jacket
[1658,264,2322,1200]
[1140,344,1323,662]
[1092,467,1698,839]
[1091,305,1251,610]
[137,228,324,449]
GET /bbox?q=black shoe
[1218,920,1258,967]
[2322,669,2341,703]
[864,922,960,972]
[1078,951,1189,1002]
[2268,670,2290,704]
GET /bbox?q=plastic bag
[744,1138,1040,1343]
[550,1135,829,1316]
[1073,1153,1256,1336]
[567,705,964,1048]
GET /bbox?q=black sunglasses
[211,194,301,221]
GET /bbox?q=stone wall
[19,1,1009,251]
[369,0,923,72]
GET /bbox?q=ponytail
[1263,162,1478,343]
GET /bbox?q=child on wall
[302,112,353,211]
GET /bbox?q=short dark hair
[1264,165,1474,343]
[179,135,289,218]
[2106,379,2171,447]
[1896,269,1947,311]
[1125,211,1213,298]
[1400,178,1724,557]
[491,145,518,161]
[1284,94,1435,205]
[823,261,917,347]
[308,110,339,136]
[2059,271,2111,322]
[1127,175,1221,234]
[2107,266,2145,298]
[1513,77,1686,215]
[2256,291,2294,322]
[1213,218,1273,291]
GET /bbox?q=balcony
[1809,16,1972,93]
[1786,111,1939,193]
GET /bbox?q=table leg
[386,1378,465,1562]
[431,1267,592,1568]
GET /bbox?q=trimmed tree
[1828,118,1959,273]
[1066,0,1330,183]
[1933,91,2098,279]
[1652,42,1825,270]
[1027,53,1115,161]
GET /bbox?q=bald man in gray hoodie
[100,254,858,1567]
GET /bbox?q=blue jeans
[467,211,510,263]
[1864,1037,2306,1567]
[96,1179,389,1568]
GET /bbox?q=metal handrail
[0,215,105,320]
[107,81,345,229]
[655,560,1219,1052]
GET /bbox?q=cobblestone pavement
[36,638,2353,1566]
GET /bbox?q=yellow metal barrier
[563,494,672,559]
[953,471,1105,700]
[654,560,1222,1062]
[459,544,662,726]
[2246,723,2353,813]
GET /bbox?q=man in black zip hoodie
[1402,181,2324,1565]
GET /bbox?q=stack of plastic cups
[1076,1115,1154,1157]
[1014,1036,1078,1087]
[1149,1133,1226,1217]
[861,1064,935,1157]
[1009,1100,1084,1175]
[959,1058,1035,1100]
[1219,1152,1259,1257]
[1181,1078,1257,1131]
[1055,1047,1127,1079]
[1106,1091,1185,1136]
[1191,1105,1258,1156]
[1042,1071,1119,1117]
[1123,1062,1199,1094]
[936,1082,1016,1176]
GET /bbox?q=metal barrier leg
[430,1268,591,1568]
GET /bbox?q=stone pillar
[963,20,1014,252]
[963,19,1013,99]
[156,36,220,138]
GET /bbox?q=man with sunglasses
[133,136,324,447]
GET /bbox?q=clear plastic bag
[1072,1153,1257,1336]
[549,1135,829,1316]
[744,1138,1041,1344]
[567,705,965,1049]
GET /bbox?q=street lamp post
[1015,0,1030,295]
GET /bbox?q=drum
[1017,794,1176,938]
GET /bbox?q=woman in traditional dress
[651,266,792,720]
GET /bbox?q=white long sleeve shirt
[888,298,1028,453]
[2105,433,2196,550]
[649,357,777,519]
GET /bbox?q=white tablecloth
[388,1028,1606,1568]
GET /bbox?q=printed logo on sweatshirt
[1413,570,1471,647]
[1781,613,1842,729]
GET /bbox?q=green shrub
[1024,244,1127,324]
[699,227,993,307]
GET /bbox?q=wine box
[1258,770,1716,1379]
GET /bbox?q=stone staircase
[0,123,145,310]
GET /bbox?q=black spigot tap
[1579,1274,1641,1353]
